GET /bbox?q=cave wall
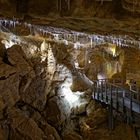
[0,0,139,19]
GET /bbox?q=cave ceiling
[0,0,140,45]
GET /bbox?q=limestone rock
[0,62,16,78]
[0,74,20,109]
[0,57,3,64]
[0,97,5,111]
[62,132,83,140]
[86,100,102,116]
[0,127,7,140]
[10,128,26,140]
[7,45,35,77]
[0,41,6,58]
[20,76,46,111]
[8,108,44,140]
[45,96,70,129]
[86,108,107,128]
[43,122,61,140]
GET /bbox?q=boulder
[45,96,71,129]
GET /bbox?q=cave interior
[0,0,140,140]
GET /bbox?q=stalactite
[57,0,59,11]
[60,0,62,12]
[67,0,70,10]
[0,19,140,49]
[101,0,104,5]
[57,0,61,11]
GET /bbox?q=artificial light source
[88,60,91,64]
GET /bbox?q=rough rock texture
[45,96,70,130]
[0,0,139,18]
[0,41,6,58]
[62,132,83,140]
[0,43,62,140]
[0,37,139,140]
[0,0,140,38]
[122,0,140,14]
[0,1,140,139]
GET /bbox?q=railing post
[97,80,99,100]
[116,88,119,112]
[110,85,113,105]
[122,90,125,113]
[105,81,108,103]
[101,80,103,101]
[130,91,133,124]
[108,85,114,130]
[123,90,128,123]
[93,81,96,99]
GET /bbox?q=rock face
[122,0,140,14]
[0,38,138,140]
[0,43,62,140]
[0,0,140,139]
[0,0,140,39]
[0,0,139,18]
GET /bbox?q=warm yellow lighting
[109,43,116,57]
[88,60,91,64]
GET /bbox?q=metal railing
[92,79,140,130]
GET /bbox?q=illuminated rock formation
[0,1,139,140]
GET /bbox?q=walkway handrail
[92,78,140,130]
[93,78,139,95]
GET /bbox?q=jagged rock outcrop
[0,35,139,140]
[0,44,62,140]
[7,45,35,76]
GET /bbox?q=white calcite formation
[0,19,140,50]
